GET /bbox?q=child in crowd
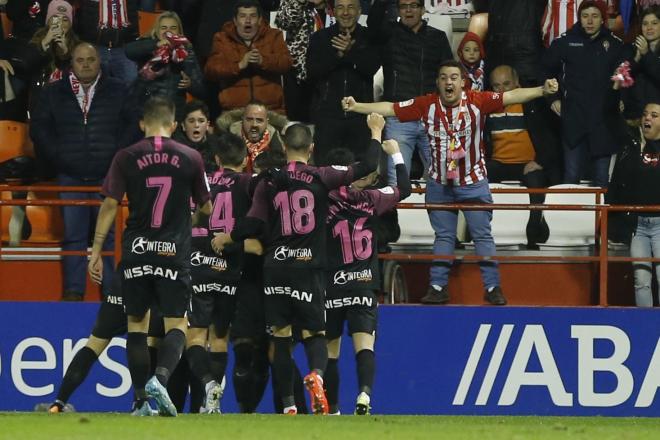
[458,31,486,91]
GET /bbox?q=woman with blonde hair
[125,11,205,118]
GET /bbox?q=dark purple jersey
[103,136,210,268]
[247,161,357,269]
[191,169,253,282]
[326,185,400,290]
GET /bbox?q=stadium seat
[0,121,33,163]
[138,11,159,36]
[1,12,13,39]
[541,184,599,248]
[488,183,530,248]
[396,190,434,246]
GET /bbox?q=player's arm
[191,200,212,227]
[383,139,412,200]
[350,113,384,180]
[88,197,119,285]
[503,79,559,106]
[342,96,395,116]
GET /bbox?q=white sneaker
[201,380,222,414]
[354,392,371,415]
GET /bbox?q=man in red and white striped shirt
[342,60,558,305]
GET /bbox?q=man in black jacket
[367,0,452,184]
[543,0,629,188]
[306,0,381,165]
[30,42,137,301]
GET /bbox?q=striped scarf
[98,0,130,29]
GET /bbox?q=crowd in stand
[1,0,660,304]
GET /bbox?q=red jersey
[393,90,504,186]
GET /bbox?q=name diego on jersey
[190,251,228,271]
[333,269,373,285]
[273,246,313,262]
[131,236,176,256]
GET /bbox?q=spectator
[485,65,562,249]
[6,0,53,42]
[125,11,205,119]
[307,0,381,165]
[205,0,292,114]
[458,32,486,91]
[485,0,546,86]
[366,0,452,184]
[216,101,286,172]
[76,0,139,83]
[276,0,335,122]
[608,102,660,307]
[342,59,560,306]
[30,42,137,301]
[543,0,628,187]
[173,100,221,172]
[622,6,660,122]
[28,0,80,97]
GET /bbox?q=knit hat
[46,0,74,24]
[578,0,609,24]
[457,31,486,66]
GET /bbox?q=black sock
[209,351,228,383]
[126,332,149,394]
[166,355,189,413]
[55,346,98,404]
[356,349,375,395]
[187,345,213,385]
[292,362,308,414]
[324,358,339,411]
[233,343,255,413]
[250,343,270,412]
[303,334,328,375]
[155,328,186,386]
[272,337,294,409]
[148,345,158,376]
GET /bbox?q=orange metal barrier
[0,184,657,306]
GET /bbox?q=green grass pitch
[2,413,660,440]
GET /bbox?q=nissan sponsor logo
[325,296,374,309]
[333,269,373,285]
[123,265,178,280]
[131,237,176,256]
[190,251,228,270]
[264,286,313,302]
[273,246,313,261]
[192,283,236,295]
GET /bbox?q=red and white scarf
[98,0,130,29]
[139,32,190,80]
[312,4,335,32]
[244,129,271,172]
[69,71,100,124]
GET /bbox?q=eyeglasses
[399,3,422,10]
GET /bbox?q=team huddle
[46,96,410,416]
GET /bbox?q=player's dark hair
[323,148,355,166]
[214,132,247,167]
[253,149,287,172]
[233,0,262,18]
[438,59,468,79]
[142,96,176,127]
[181,100,210,122]
[283,124,313,152]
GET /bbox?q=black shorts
[188,277,237,338]
[263,268,325,333]
[231,276,267,341]
[121,261,191,318]
[91,295,127,339]
[325,288,378,340]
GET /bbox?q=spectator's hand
[342,96,357,112]
[178,71,191,89]
[635,35,649,57]
[523,161,543,175]
[245,238,263,256]
[211,232,232,254]
[88,253,103,285]
[367,112,385,132]
[42,25,60,50]
[542,78,559,96]
[550,99,561,116]
[239,50,252,70]
[331,32,354,57]
[382,139,400,155]
[248,48,262,65]
[0,59,14,76]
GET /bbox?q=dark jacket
[125,38,205,118]
[306,23,381,120]
[172,130,221,173]
[6,0,52,42]
[543,23,629,155]
[366,0,452,102]
[622,47,660,120]
[76,0,139,47]
[30,74,136,180]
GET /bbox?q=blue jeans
[96,46,138,84]
[563,139,611,188]
[630,216,660,307]
[384,117,430,184]
[58,174,115,296]
[425,179,500,289]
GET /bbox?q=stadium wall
[1,303,659,416]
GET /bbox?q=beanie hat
[457,31,486,66]
[578,0,609,25]
[46,0,74,24]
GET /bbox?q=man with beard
[343,60,559,306]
